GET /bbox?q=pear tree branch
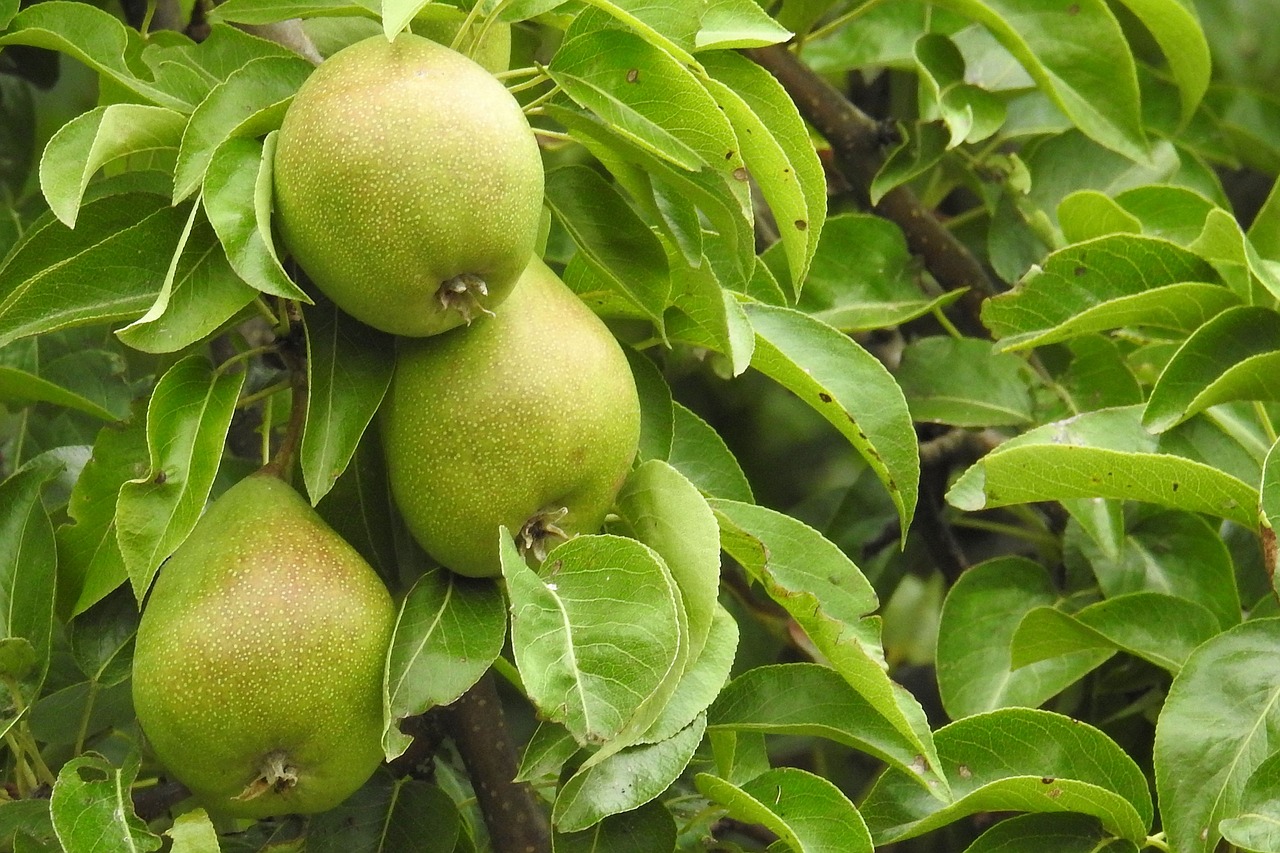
[744,44,996,337]
[444,673,551,853]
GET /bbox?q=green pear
[381,259,642,577]
[132,474,394,819]
[273,33,543,337]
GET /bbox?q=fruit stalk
[260,307,308,482]
[445,673,550,853]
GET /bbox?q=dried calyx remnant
[437,273,496,323]
[518,506,570,562]
[237,750,299,801]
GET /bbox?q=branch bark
[444,673,551,853]
[745,44,997,337]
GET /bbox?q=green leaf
[167,808,220,853]
[640,603,736,743]
[0,366,122,422]
[0,2,188,110]
[709,663,947,787]
[701,51,825,289]
[39,104,186,228]
[173,54,313,203]
[544,166,670,329]
[696,0,792,50]
[573,1,698,65]
[983,234,1223,350]
[202,134,308,301]
[625,348,674,463]
[614,460,720,662]
[697,767,874,852]
[383,568,506,759]
[552,800,677,853]
[301,295,393,505]
[962,813,1140,853]
[518,720,579,784]
[1111,0,1210,126]
[502,533,684,748]
[315,425,397,583]
[1221,750,1280,852]
[67,591,138,688]
[667,402,752,503]
[1144,306,1280,432]
[936,557,1110,718]
[553,714,705,832]
[870,121,949,205]
[744,303,918,533]
[914,34,1006,147]
[1010,592,1221,675]
[1057,191,1142,243]
[115,210,258,354]
[308,773,460,853]
[212,0,378,24]
[1114,184,1218,246]
[947,406,1258,527]
[382,0,430,40]
[115,355,245,600]
[929,0,1146,160]
[1069,509,1240,631]
[0,801,55,851]
[0,193,189,349]
[665,257,755,374]
[50,754,160,853]
[861,708,1153,845]
[1154,619,1280,853]
[549,20,740,173]
[710,499,947,793]
[895,337,1033,427]
[56,418,149,618]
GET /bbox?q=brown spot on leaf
[1067,3,1080,13]
[732,167,749,181]
[795,219,808,231]
[818,392,833,403]
[625,68,639,83]
[1074,265,1087,277]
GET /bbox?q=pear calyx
[437,274,496,324]
[236,751,299,801]
[518,506,571,562]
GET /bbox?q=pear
[132,474,394,819]
[273,33,543,336]
[381,259,642,577]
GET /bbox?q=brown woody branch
[744,45,997,337]
[444,673,551,853]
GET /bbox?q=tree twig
[444,673,551,853]
[744,44,997,337]
[259,304,308,483]
[132,780,192,822]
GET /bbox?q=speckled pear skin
[381,259,642,578]
[132,474,394,819]
[272,33,543,337]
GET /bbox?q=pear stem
[260,302,308,483]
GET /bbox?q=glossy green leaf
[39,104,186,228]
[308,773,460,853]
[0,801,55,851]
[1188,206,1280,301]
[382,0,429,40]
[771,213,961,332]
[1220,750,1280,852]
[870,121,948,205]
[963,813,1139,853]
[0,3,188,110]
[0,193,189,349]
[914,34,1006,147]
[667,402,752,503]
[1057,191,1142,243]
[301,295,394,505]
[202,134,307,301]
[937,557,1110,718]
[983,234,1223,350]
[115,211,258,354]
[861,708,1152,844]
[1010,592,1221,675]
[709,663,946,789]
[211,0,378,23]
[948,406,1258,527]
[0,366,121,422]
[1114,184,1218,246]
[315,426,397,583]
[552,800,676,853]
[701,51,825,289]
[745,303,918,533]
[640,603,736,743]
[930,0,1146,159]
[625,348,673,464]
[665,257,755,374]
[115,355,245,599]
[544,165,669,329]
[1144,306,1280,432]
[503,533,684,748]
[166,808,219,853]
[518,720,580,784]
[696,0,791,50]
[173,55,313,203]
[50,754,160,853]
[67,591,138,688]
[895,337,1033,427]
[553,714,705,832]
[0,466,58,737]
[697,767,873,852]
[615,460,719,662]
[573,1,697,65]
[710,499,947,792]
[549,23,739,173]
[383,568,506,759]
[1154,619,1280,853]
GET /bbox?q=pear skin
[382,259,642,577]
[132,474,394,819]
[273,33,543,337]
